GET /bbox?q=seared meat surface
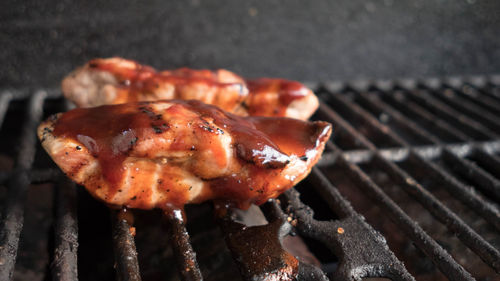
[38,100,331,210]
[245,78,319,121]
[62,57,248,112]
[62,58,319,120]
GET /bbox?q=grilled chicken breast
[61,58,319,120]
[62,57,248,112]
[38,100,331,210]
[244,78,319,121]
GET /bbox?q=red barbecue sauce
[91,59,310,118]
[246,78,310,116]
[52,100,331,209]
[89,59,246,110]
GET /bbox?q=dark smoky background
[1,0,499,87]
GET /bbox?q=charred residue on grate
[319,161,447,280]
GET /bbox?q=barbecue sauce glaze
[51,100,331,210]
[90,58,310,118]
[89,59,247,112]
[246,78,311,116]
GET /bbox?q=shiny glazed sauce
[52,100,331,209]
[90,59,311,118]
[210,116,331,208]
[90,60,246,109]
[246,78,310,116]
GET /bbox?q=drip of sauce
[246,78,310,116]
[117,207,134,225]
[51,100,331,210]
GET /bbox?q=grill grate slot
[323,92,406,148]
[405,89,497,140]
[0,77,499,280]
[379,90,471,142]
[430,87,500,134]
[483,83,500,99]
[354,91,439,145]
[314,103,374,150]
[468,149,500,177]
[334,153,475,281]
[320,79,500,279]
[405,152,500,232]
[0,91,46,280]
[450,84,500,115]
[371,154,500,272]
[442,149,500,202]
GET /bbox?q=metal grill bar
[372,154,500,272]
[325,92,407,147]
[335,86,500,233]
[442,149,500,202]
[491,84,500,97]
[483,81,500,98]
[334,92,409,146]
[358,84,500,154]
[52,177,78,280]
[318,84,491,279]
[111,209,141,281]
[30,168,62,184]
[325,85,500,273]
[379,90,471,142]
[332,83,500,175]
[406,89,498,140]
[164,210,203,281]
[0,91,46,281]
[452,84,500,115]
[216,202,304,281]
[335,153,475,281]
[282,168,415,280]
[430,87,500,133]
[0,93,12,128]
[306,168,356,218]
[406,151,500,232]
[3,88,60,101]
[355,91,440,145]
[1,77,499,280]
[11,167,144,280]
[0,93,80,281]
[471,148,500,176]
[318,140,500,166]
[315,103,374,150]
[0,168,69,186]
[48,92,80,281]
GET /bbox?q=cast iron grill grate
[0,76,499,280]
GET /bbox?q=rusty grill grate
[0,76,499,281]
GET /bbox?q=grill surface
[0,76,499,280]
